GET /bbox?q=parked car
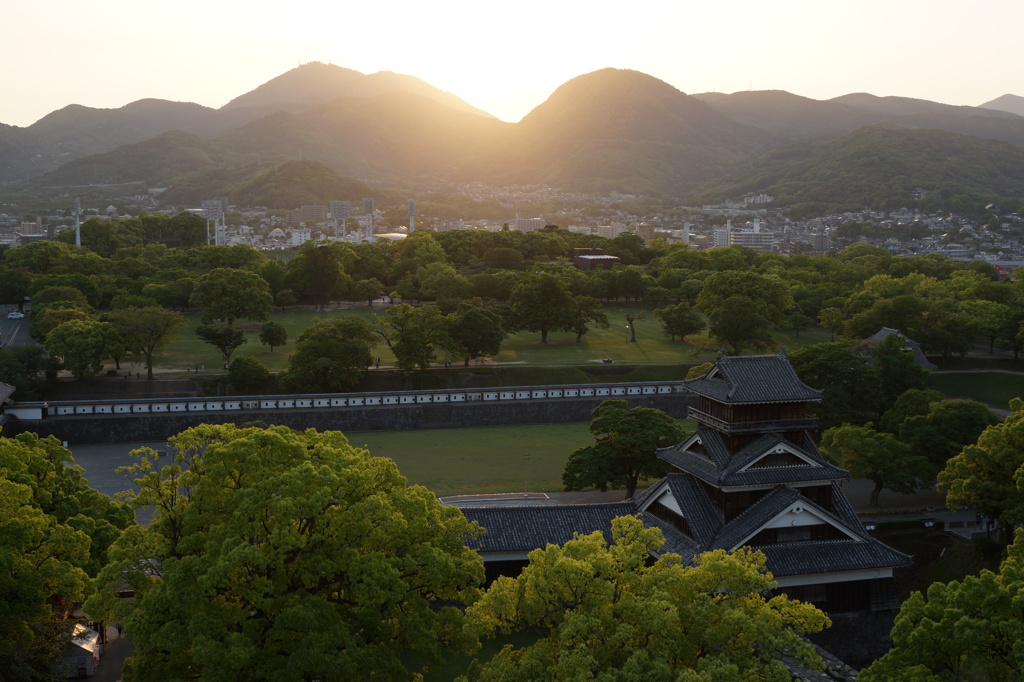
[7,311,24,319]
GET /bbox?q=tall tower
[73,198,81,247]
[362,198,374,240]
[407,199,415,234]
[330,200,350,239]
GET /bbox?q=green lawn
[344,419,697,498]
[149,305,831,377]
[930,372,1024,410]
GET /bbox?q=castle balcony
[687,407,816,434]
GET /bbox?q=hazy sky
[2,0,1020,127]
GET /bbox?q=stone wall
[9,394,696,444]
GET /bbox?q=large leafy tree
[1,433,133,681]
[462,515,829,682]
[445,305,507,366]
[695,270,793,325]
[939,397,1024,529]
[44,319,123,379]
[790,341,885,429]
[281,317,376,393]
[860,529,1024,682]
[86,424,483,681]
[375,303,445,373]
[563,400,686,499]
[706,296,775,355]
[0,346,60,399]
[898,399,998,477]
[190,267,272,324]
[820,423,931,507]
[654,302,705,342]
[195,323,247,366]
[102,306,186,380]
[567,295,609,343]
[258,320,288,352]
[509,273,574,344]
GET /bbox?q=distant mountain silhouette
[214,91,508,181]
[0,62,494,185]
[692,124,1024,214]
[222,62,494,119]
[980,94,1024,118]
[454,68,771,195]
[160,159,388,208]
[6,64,1024,207]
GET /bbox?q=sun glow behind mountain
[1,0,1022,127]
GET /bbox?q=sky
[2,0,1022,128]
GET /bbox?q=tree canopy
[281,317,376,393]
[860,529,1024,681]
[86,424,484,681]
[563,400,686,499]
[1,433,133,681]
[462,515,829,682]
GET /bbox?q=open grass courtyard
[147,304,832,377]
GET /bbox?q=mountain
[221,62,495,119]
[453,68,772,195]
[695,90,1024,150]
[160,159,388,208]
[691,124,1024,214]
[214,91,508,181]
[23,130,229,189]
[981,94,1024,118]
[829,92,1020,120]
[0,63,496,185]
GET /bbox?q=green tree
[563,400,686,499]
[510,273,574,344]
[686,362,714,379]
[939,397,1024,529]
[654,302,705,342]
[86,424,483,681]
[258,320,288,352]
[695,270,793,325]
[44,319,123,379]
[707,296,774,355]
[195,323,247,366]
[0,346,60,399]
[30,304,94,343]
[228,355,269,392]
[566,295,609,343]
[375,304,444,373]
[898,399,998,477]
[817,306,845,342]
[820,423,930,507]
[462,515,828,682]
[0,266,33,311]
[102,306,186,380]
[1,433,133,681]
[349,277,382,307]
[190,267,272,324]
[281,317,376,393]
[790,341,885,429]
[445,305,507,366]
[860,529,1024,682]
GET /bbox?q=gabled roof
[0,381,14,404]
[755,539,911,577]
[711,485,862,551]
[862,327,937,370]
[636,473,722,548]
[462,502,634,554]
[658,429,848,487]
[685,351,821,404]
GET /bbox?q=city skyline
[2,0,1021,128]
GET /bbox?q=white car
[6,311,24,319]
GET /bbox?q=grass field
[344,419,697,498]
[148,304,832,377]
[929,371,1024,410]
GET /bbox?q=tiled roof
[0,381,14,404]
[659,429,848,487]
[712,486,805,551]
[754,539,911,577]
[664,474,722,547]
[685,352,822,404]
[639,511,701,563]
[462,502,634,554]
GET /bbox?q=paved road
[0,312,32,349]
